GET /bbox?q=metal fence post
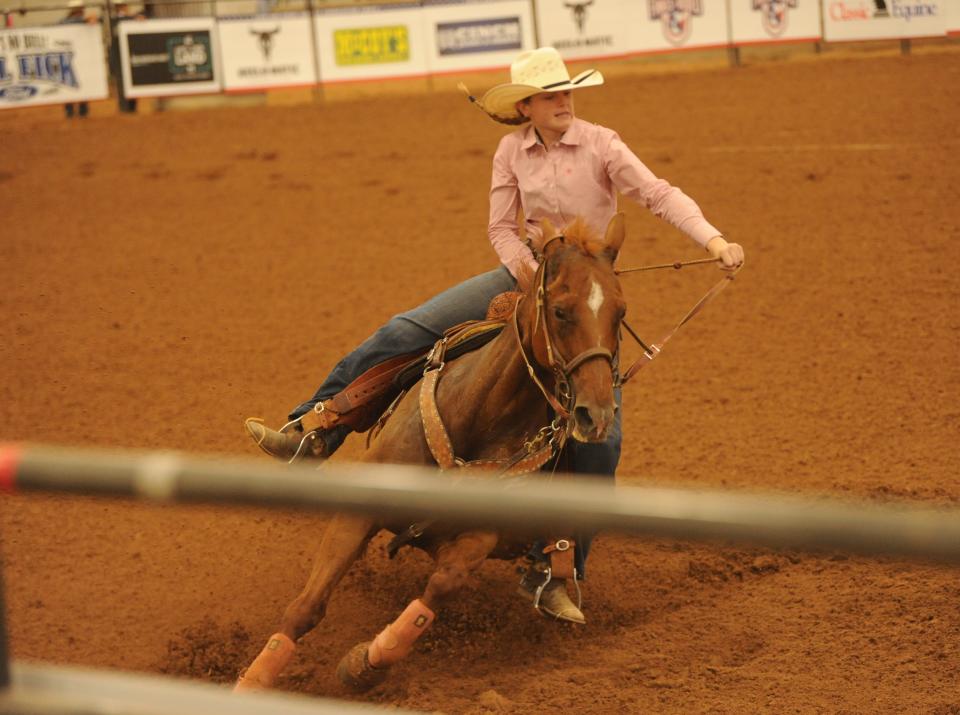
[725,0,739,67]
[529,0,540,48]
[305,0,324,103]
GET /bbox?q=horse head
[521,213,626,443]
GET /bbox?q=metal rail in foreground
[0,661,418,715]
[2,443,959,563]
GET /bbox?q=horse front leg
[235,513,378,692]
[337,529,498,692]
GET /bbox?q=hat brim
[478,69,604,122]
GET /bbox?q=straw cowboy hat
[461,47,604,125]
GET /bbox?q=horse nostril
[574,405,595,432]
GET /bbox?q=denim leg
[527,389,621,580]
[289,266,516,450]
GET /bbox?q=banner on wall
[822,0,946,41]
[119,17,221,98]
[313,4,428,82]
[535,0,636,60]
[633,0,730,52]
[218,14,316,91]
[422,0,535,73]
[729,0,822,44]
[0,24,108,108]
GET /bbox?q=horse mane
[516,217,611,292]
[555,217,608,260]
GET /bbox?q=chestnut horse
[235,213,627,693]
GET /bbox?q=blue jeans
[527,389,621,579]
[290,266,621,576]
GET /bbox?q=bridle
[512,235,618,421]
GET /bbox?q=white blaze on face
[587,278,604,319]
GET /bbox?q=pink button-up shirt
[488,117,722,278]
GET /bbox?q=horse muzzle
[570,400,616,443]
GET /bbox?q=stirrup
[530,567,582,613]
[245,417,326,464]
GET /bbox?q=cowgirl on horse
[245,47,745,625]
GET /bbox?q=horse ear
[528,219,557,256]
[604,212,626,261]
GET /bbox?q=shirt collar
[520,118,583,151]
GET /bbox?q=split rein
[614,256,742,383]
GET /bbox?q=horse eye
[553,306,569,322]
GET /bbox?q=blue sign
[436,17,522,55]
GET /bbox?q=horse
[235,213,627,694]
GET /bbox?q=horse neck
[440,299,552,459]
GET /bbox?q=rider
[245,46,745,624]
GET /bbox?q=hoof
[336,641,388,692]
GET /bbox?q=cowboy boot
[517,570,586,625]
[244,418,328,462]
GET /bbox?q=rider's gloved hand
[706,235,745,271]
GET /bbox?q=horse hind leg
[235,513,378,692]
[337,529,498,692]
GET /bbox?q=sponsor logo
[435,17,522,55]
[0,84,39,101]
[551,0,612,51]
[250,26,280,62]
[565,0,593,33]
[828,0,938,21]
[334,26,409,65]
[234,24,299,80]
[752,0,798,37]
[648,0,704,46]
[167,34,211,78]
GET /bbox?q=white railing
[1,442,958,715]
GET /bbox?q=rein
[615,257,742,384]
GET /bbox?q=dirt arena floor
[2,45,959,713]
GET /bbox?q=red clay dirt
[1,48,959,714]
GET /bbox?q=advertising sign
[822,0,946,41]
[0,24,108,108]
[730,0,822,44]
[218,14,316,92]
[119,17,221,98]
[534,0,636,60]
[634,0,729,52]
[423,0,534,73]
[314,5,428,82]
